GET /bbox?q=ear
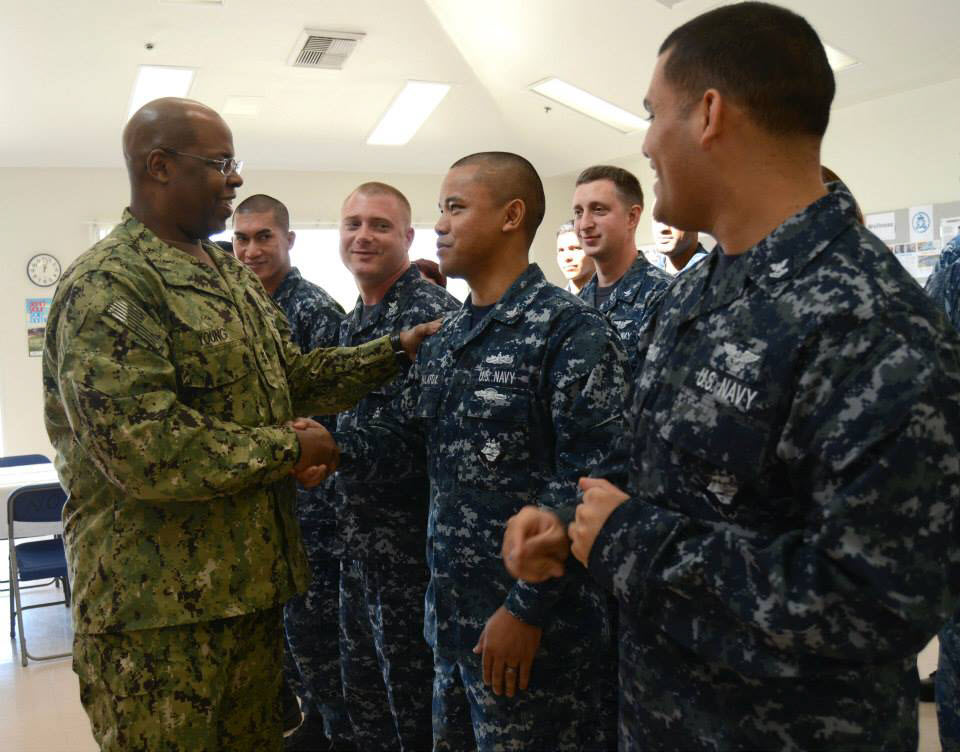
[502,199,526,235]
[699,88,724,148]
[287,230,296,249]
[145,148,173,184]
[626,203,643,231]
[404,225,415,250]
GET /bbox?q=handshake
[290,417,340,487]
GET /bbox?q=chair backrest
[7,483,67,525]
[0,454,51,468]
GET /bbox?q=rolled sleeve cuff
[503,579,564,627]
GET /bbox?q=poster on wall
[26,298,51,357]
[942,217,960,245]
[909,205,935,243]
[865,211,897,241]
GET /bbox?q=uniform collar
[580,254,656,310]
[347,263,423,334]
[742,183,859,296]
[443,263,546,351]
[671,184,861,325]
[272,267,303,304]
[120,208,236,302]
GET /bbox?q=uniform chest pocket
[658,385,776,516]
[172,333,251,390]
[457,387,533,492]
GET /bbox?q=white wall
[0,167,571,457]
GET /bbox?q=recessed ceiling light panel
[127,65,195,120]
[367,81,451,146]
[529,77,647,133]
[823,42,859,72]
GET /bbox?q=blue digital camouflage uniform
[270,267,351,748]
[924,234,960,752]
[43,211,400,751]
[578,253,670,374]
[335,264,459,751]
[336,263,629,751]
[578,251,668,748]
[587,185,960,750]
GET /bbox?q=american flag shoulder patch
[106,297,161,350]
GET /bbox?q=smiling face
[652,218,696,257]
[434,164,506,281]
[571,179,639,264]
[167,113,243,241]
[642,51,707,232]
[339,190,413,288]
[233,210,293,293]
[556,230,595,284]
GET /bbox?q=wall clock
[27,253,62,287]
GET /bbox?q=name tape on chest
[694,367,759,413]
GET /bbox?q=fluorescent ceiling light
[367,81,451,146]
[823,42,859,72]
[127,65,195,120]
[529,77,647,133]
[223,96,262,117]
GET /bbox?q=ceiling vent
[287,29,365,70]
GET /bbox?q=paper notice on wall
[26,298,51,357]
[909,205,934,243]
[942,217,960,244]
[866,211,897,241]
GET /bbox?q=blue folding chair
[1,454,57,594]
[7,482,71,666]
[0,454,50,468]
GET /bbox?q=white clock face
[27,253,62,287]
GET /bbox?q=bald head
[122,97,224,182]
[450,152,545,244]
[122,97,241,245]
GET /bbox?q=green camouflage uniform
[43,209,399,751]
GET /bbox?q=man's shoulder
[526,281,614,337]
[285,275,345,317]
[57,228,157,301]
[403,275,461,316]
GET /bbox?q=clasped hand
[501,478,631,580]
[289,417,339,487]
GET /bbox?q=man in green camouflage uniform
[43,97,432,752]
[503,4,960,750]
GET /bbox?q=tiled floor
[0,563,945,751]
[1,578,97,751]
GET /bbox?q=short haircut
[345,182,412,227]
[575,165,644,210]
[413,258,446,288]
[450,152,546,244]
[659,1,835,138]
[234,194,290,232]
[556,221,575,237]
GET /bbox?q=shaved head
[122,97,223,184]
[449,152,545,244]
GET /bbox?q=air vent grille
[288,29,365,70]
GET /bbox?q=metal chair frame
[7,482,71,666]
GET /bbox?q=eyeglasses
[161,148,244,176]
